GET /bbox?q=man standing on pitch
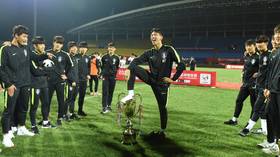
[224,40,259,126]
[46,36,74,126]
[100,42,120,114]
[77,41,91,116]
[121,28,185,138]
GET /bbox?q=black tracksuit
[0,44,48,133]
[77,53,90,113]
[101,53,120,111]
[0,46,10,86]
[65,53,79,115]
[250,50,270,122]
[29,51,54,126]
[265,48,280,139]
[127,45,185,130]
[233,53,258,119]
[46,49,73,120]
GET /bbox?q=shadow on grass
[140,134,193,157]
[102,141,148,157]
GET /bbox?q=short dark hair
[13,25,29,36]
[32,36,45,45]
[107,42,115,47]
[79,41,88,48]
[151,28,163,36]
[255,35,269,43]
[274,24,280,34]
[67,41,77,49]
[53,36,64,44]
[245,39,255,46]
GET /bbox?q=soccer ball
[43,59,54,67]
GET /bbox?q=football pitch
[0,68,271,157]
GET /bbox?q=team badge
[24,49,27,57]
[251,59,256,64]
[263,56,268,65]
[113,58,116,64]
[162,52,167,63]
[36,89,40,95]
[58,56,62,62]
[85,58,89,63]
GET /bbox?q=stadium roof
[67,0,280,38]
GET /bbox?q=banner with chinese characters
[116,68,216,87]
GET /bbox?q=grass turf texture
[0,68,270,157]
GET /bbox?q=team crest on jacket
[58,56,62,62]
[251,59,256,64]
[85,58,89,63]
[162,52,167,63]
[112,58,116,64]
[36,89,40,95]
[24,49,27,57]
[263,56,268,65]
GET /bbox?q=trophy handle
[116,92,126,127]
[134,93,143,106]
[117,92,126,102]
[134,93,144,126]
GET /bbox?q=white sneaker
[11,127,17,134]
[257,140,271,148]
[2,134,14,148]
[17,126,35,136]
[101,110,109,114]
[120,94,134,103]
[262,143,279,155]
[8,130,15,139]
[252,128,267,135]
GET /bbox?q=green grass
[0,68,269,157]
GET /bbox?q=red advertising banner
[116,68,216,87]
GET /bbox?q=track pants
[233,85,256,118]
[266,92,280,139]
[78,81,87,112]
[65,84,79,114]
[251,88,266,121]
[127,65,169,130]
[29,87,50,126]
[48,82,65,119]
[2,86,30,133]
[102,76,116,111]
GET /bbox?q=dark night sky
[0,0,176,41]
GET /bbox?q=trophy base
[121,129,137,145]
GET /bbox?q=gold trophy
[117,93,143,145]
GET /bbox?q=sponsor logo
[200,74,211,85]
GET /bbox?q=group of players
[0,24,122,148]
[224,24,280,155]
[0,25,185,149]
